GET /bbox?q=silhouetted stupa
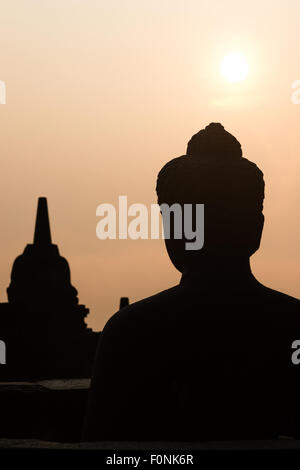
[0,198,99,380]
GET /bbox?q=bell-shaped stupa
[1,197,99,380]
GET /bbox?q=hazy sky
[0,0,300,330]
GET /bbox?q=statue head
[156,123,265,272]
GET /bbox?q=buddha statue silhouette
[83,123,300,442]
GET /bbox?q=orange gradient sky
[0,0,300,330]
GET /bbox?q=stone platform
[0,379,90,442]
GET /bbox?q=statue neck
[180,256,256,288]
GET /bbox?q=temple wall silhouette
[0,197,100,380]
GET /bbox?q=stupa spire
[33,197,52,245]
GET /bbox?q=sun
[220,52,249,83]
